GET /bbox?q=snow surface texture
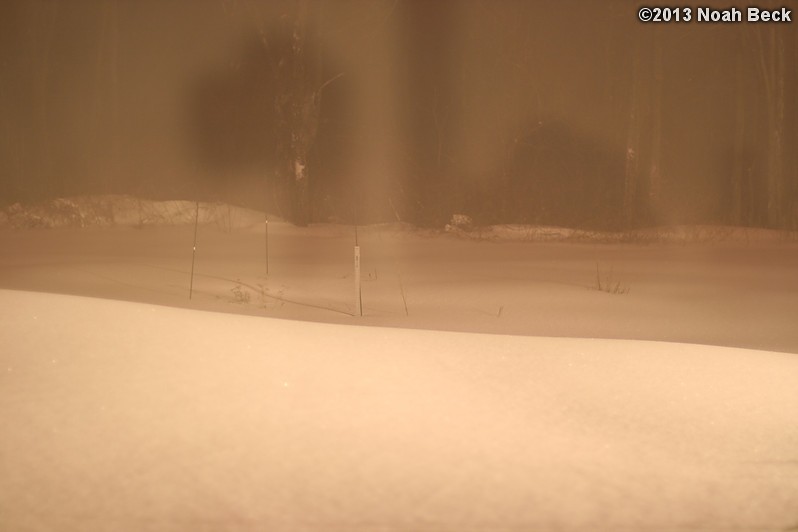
[2,197,798,530]
[2,289,798,532]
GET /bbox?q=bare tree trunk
[244,0,337,226]
[754,25,786,228]
[648,28,663,218]
[282,0,324,226]
[290,0,311,226]
[93,0,119,194]
[623,45,641,228]
[730,57,746,225]
[109,0,119,191]
[767,26,786,228]
[31,2,59,197]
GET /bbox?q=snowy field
[1,197,798,531]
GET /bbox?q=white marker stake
[189,200,199,300]
[354,245,362,316]
[265,215,269,276]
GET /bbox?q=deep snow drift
[2,289,797,531]
[1,197,798,531]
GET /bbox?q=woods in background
[0,0,795,230]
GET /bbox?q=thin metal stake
[354,244,362,317]
[265,214,269,276]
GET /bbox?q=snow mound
[2,289,798,531]
[2,196,796,244]
[1,195,268,231]
[454,223,795,244]
[4,197,115,229]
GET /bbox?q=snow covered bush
[445,213,473,232]
[4,198,114,229]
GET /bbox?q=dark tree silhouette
[190,0,344,225]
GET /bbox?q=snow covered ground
[1,196,797,353]
[1,197,798,531]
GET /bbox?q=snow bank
[451,222,796,244]
[2,289,797,531]
[4,196,796,244]
[0,196,267,231]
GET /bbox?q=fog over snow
[1,197,798,531]
[2,1,796,529]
